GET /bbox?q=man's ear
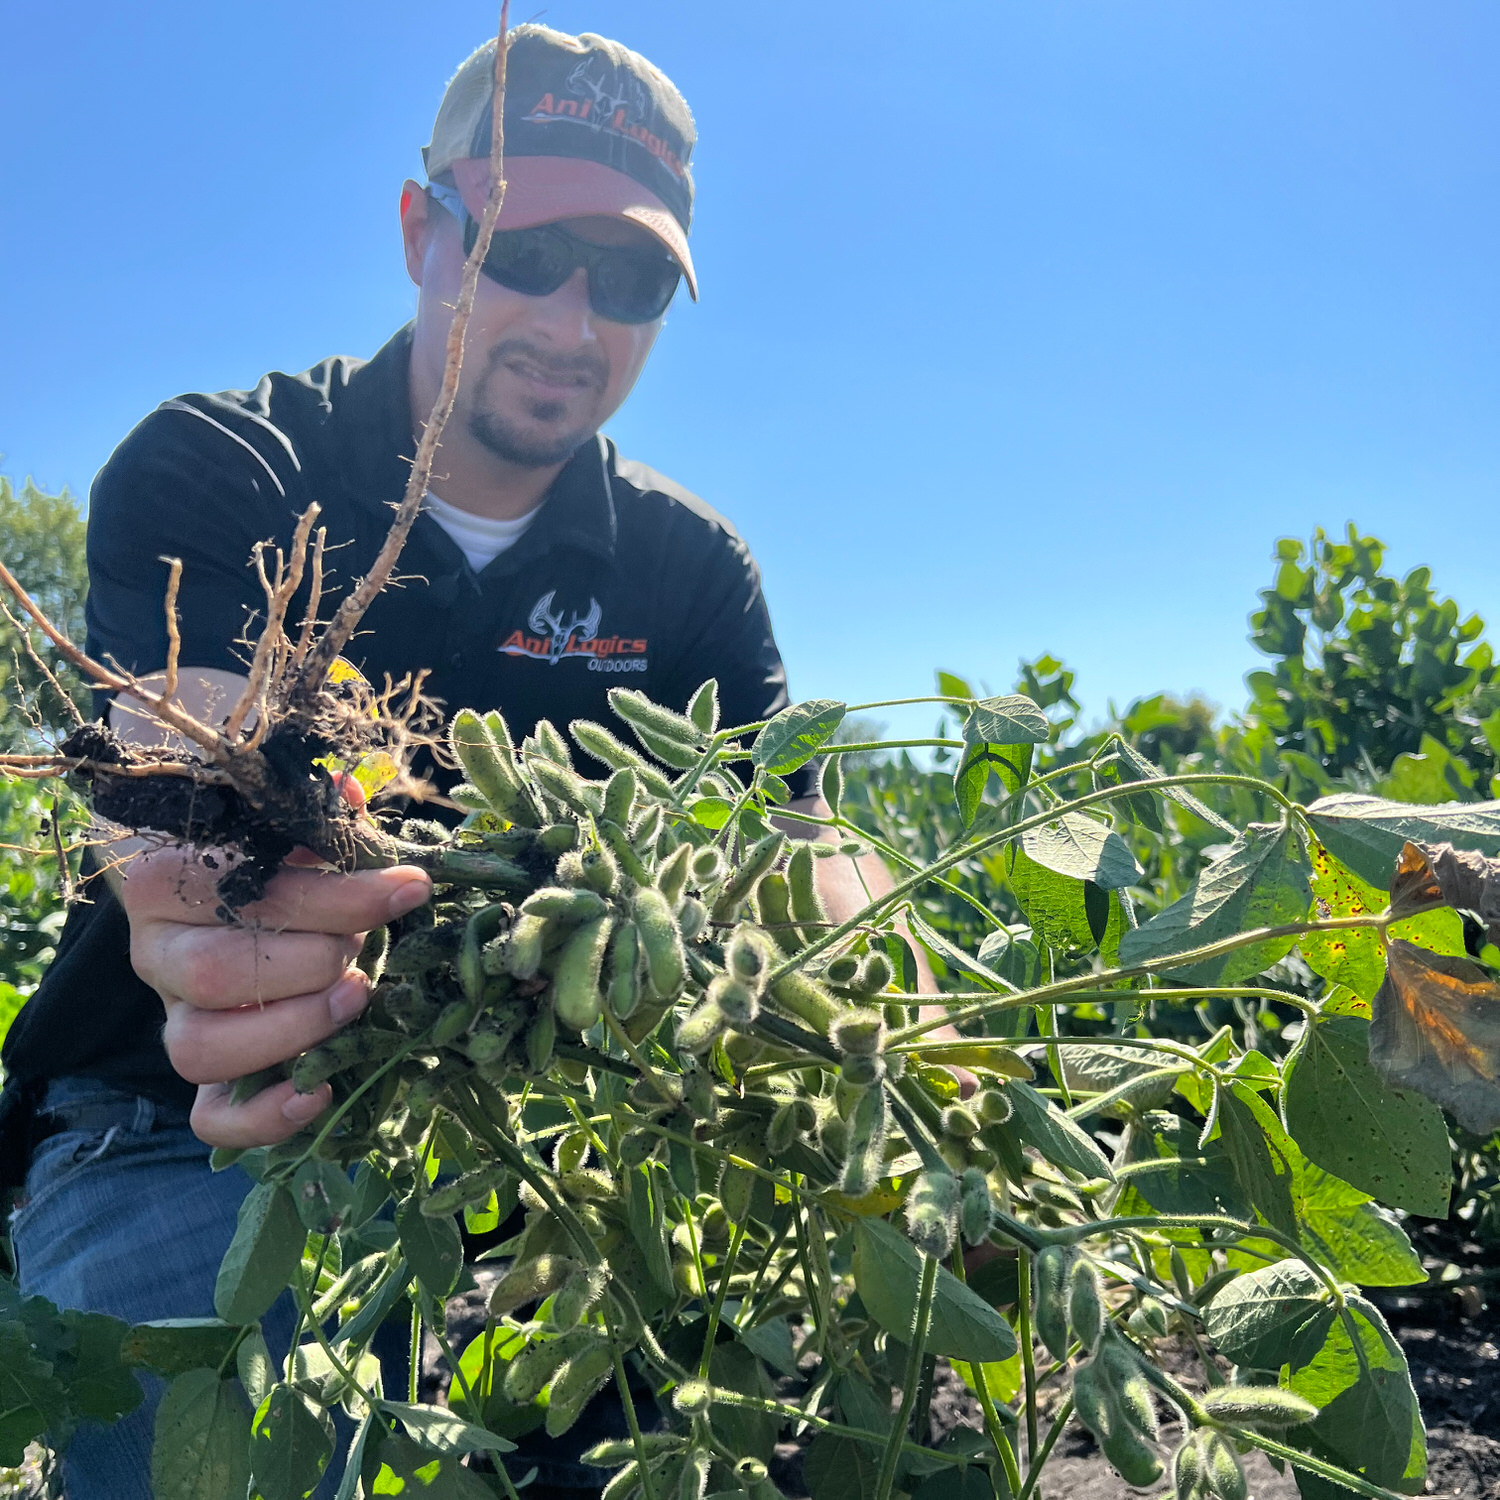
[400,178,430,287]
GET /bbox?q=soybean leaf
[150,1368,253,1500]
[1201,1260,1334,1369]
[447,1325,545,1440]
[1298,1165,1424,1288]
[753,699,846,775]
[384,1401,516,1454]
[1216,1083,1300,1238]
[0,1320,67,1466]
[804,1431,880,1500]
[912,1467,1001,1500]
[1286,1294,1426,1490]
[737,1315,799,1377]
[1122,1111,1250,1219]
[906,908,1016,992]
[214,1181,306,1325]
[122,1317,241,1379]
[966,695,1050,745]
[1005,845,1110,955]
[1300,844,1386,1002]
[368,1431,495,1498]
[396,1198,463,1298]
[1283,1015,1452,1218]
[1059,1045,1183,1118]
[1112,738,1236,835]
[1005,1080,1115,1180]
[292,1159,356,1235]
[57,1311,142,1425]
[708,1340,778,1463]
[1022,812,1142,890]
[954,741,1033,826]
[238,1328,276,1408]
[853,1218,1018,1364]
[250,1383,333,1500]
[1304,792,1500,887]
[334,1259,413,1349]
[334,1412,376,1500]
[1118,823,1310,984]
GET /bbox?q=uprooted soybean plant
[5,576,1500,1500]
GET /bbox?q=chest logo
[498,591,649,673]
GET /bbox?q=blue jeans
[9,1077,317,1498]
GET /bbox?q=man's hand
[118,844,431,1149]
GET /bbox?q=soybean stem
[875,1252,938,1500]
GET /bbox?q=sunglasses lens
[479,228,577,297]
[589,253,682,324]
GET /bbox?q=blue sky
[3,2,1497,736]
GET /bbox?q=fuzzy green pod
[852,950,894,997]
[553,1265,609,1329]
[832,1012,884,1056]
[720,1164,755,1225]
[533,717,573,767]
[538,821,580,855]
[676,998,727,1055]
[530,756,599,817]
[1101,1422,1164,1488]
[601,1461,641,1500]
[709,832,786,923]
[553,915,613,1032]
[904,1168,961,1260]
[690,846,725,888]
[765,1102,800,1156]
[825,954,860,986]
[786,842,826,938]
[941,1105,980,1141]
[383,925,462,978]
[976,1087,1013,1125]
[657,842,693,906]
[547,1345,615,1437]
[1101,1336,1159,1437]
[1068,1255,1106,1351]
[1173,1435,1205,1500]
[839,1083,889,1196]
[430,1000,474,1047]
[487,1250,580,1314]
[1127,1298,1170,1340]
[597,818,653,887]
[633,886,687,999]
[603,766,638,825]
[1197,1387,1319,1428]
[466,1030,508,1066]
[526,1003,557,1073]
[518,883,605,922]
[503,1326,605,1403]
[422,1164,508,1219]
[671,1380,712,1417]
[450,708,538,824]
[609,688,706,750]
[768,969,842,1032]
[751,871,799,956]
[960,1167,993,1246]
[726,926,773,991]
[687,678,719,734]
[458,903,508,1004]
[840,1053,885,1088]
[1201,1434,1247,1500]
[677,897,707,943]
[569,718,672,792]
[708,974,758,1027]
[505,913,551,980]
[1072,1357,1114,1440]
[606,922,641,1020]
[578,847,617,897]
[1032,1246,1072,1361]
[1170,1246,1193,1300]
[584,1435,683,1468]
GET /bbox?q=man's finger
[120,855,431,934]
[135,926,365,1010]
[191,1079,331,1150]
[161,970,370,1083]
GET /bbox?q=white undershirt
[423,491,541,572]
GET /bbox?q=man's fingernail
[387,878,431,921]
[282,1089,327,1124]
[328,975,370,1024]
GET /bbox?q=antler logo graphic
[528,591,603,665]
[565,56,648,131]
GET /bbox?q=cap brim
[449,155,697,300]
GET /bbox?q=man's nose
[528,267,599,343]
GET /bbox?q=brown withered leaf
[1388,839,1500,938]
[1371,939,1500,1135]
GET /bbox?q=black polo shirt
[1,324,805,1112]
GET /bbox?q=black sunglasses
[427,182,682,325]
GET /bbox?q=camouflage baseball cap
[424,24,698,297]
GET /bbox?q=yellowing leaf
[909,1045,1033,1078]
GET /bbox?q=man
[0,26,932,1496]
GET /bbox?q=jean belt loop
[133,1094,157,1135]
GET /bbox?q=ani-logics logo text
[498,591,648,673]
[522,58,688,183]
